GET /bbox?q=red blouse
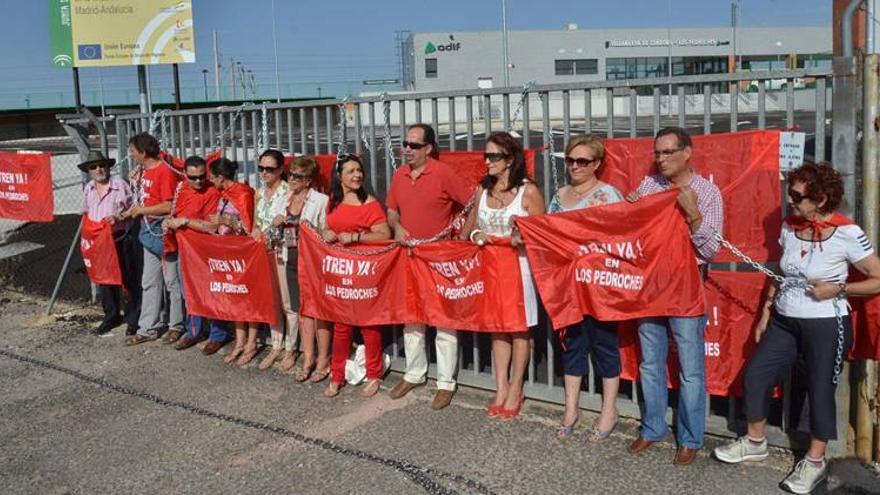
[327,200,386,233]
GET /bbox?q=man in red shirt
[120,132,183,346]
[162,156,227,351]
[387,124,473,410]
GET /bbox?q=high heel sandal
[556,415,580,439]
[223,346,244,364]
[237,346,259,367]
[258,348,282,370]
[279,351,298,372]
[361,379,382,397]
[486,402,505,417]
[293,363,315,382]
[324,382,342,398]
[587,414,619,443]
[499,393,525,420]
[309,368,330,383]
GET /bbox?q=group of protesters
[80,122,880,495]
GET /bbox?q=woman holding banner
[321,155,391,398]
[194,158,257,363]
[251,149,291,371]
[463,131,545,420]
[273,157,331,380]
[713,162,880,494]
[548,135,624,440]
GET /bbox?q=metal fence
[14,68,834,451]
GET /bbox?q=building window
[425,58,438,78]
[555,59,597,76]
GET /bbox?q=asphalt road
[1,292,876,495]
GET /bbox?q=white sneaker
[713,436,769,464]
[781,459,826,494]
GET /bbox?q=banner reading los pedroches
[177,230,279,326]
[0,151,54,222]
[516,190,706,330]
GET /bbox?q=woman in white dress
[462,131,545,420]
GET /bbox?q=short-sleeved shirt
[327,200,387,234]
[385,158,472,239]
[81,176,134,233]
[548,183,623,213]
[141,162,179,207]
[255,181,290,231]
[165,183,221,253]
[775,223,874,318]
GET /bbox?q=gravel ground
[1,290,878,495]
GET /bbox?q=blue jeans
[637,315,708,449]
[186,315,231,343]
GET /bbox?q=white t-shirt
[775,223,874,318]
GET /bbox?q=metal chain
[715,232,846,383]
[507,81,534,133]
[0,347,495,495]
[302,222,399,256]
[401,192,478,247]
[216,103,250,149]
[380,93,398,171]
[258,102,269,153]
[335,97,350,160]
[539,92,560,193]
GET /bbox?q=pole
[230,56,236,100]
[666,0,673,117]
[172,63,181,110]
[45,218,84,316]
[271,0,282,102]
[731,1,738,71]
[859,53,879,462]
[145,65,153,112]
[97,68,106,117]
[137,65,149,114]
[501,0,510,88]
[72,67,82,109]
[213,30,221,100]
[202,69,209,101]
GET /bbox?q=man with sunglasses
[625,126,723,466]
[80,150,141,336]
[387,123,472,410]
[163,156,225,352]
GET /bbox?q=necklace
[571,179,600,197]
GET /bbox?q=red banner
[409,240,526,332]
[177,230,279,326]
[298,224,409,326]
[297,225,528,331]
[602,130,782,262]
[517,190,706,329]
[0,151,53,222]
[80,215,122,286]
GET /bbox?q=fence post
[830,55,860,458]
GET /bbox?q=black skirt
[285,246,300,312]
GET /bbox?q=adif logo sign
[425,35,461,54]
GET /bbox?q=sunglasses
[565,157,600,168]
[788,189,808,204]
[402,141,429,150]
[288,172,311,181]
[88,163,111,170]
[257,165,281,173]
[186,174,207,181]
[484,152,510,163]
[653,148,683,158]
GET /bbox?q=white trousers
[403,323,458,391]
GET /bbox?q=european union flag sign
[78,44,102,60]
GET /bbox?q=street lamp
[201,69,209,101]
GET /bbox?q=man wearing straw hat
[79,150,141,336]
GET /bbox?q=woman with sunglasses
[548,135,624,441]
[251,149,292,370]
[321,154,392,398]
[271,156,331,380]
[713,162,880,494]
[462,131,545,420]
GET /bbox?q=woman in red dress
[321,155,391,398]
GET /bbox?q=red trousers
[330,323,384,385]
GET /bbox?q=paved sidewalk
[0,292,868,494]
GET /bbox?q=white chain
[507,81,534,133]
[335,97,350,160]
[258,102,269,153]
[380,93,398,171]
[539,92,560,193]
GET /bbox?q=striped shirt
[636,171,723,265]
[81,176,134,233]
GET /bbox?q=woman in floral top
[549,135,624,443]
